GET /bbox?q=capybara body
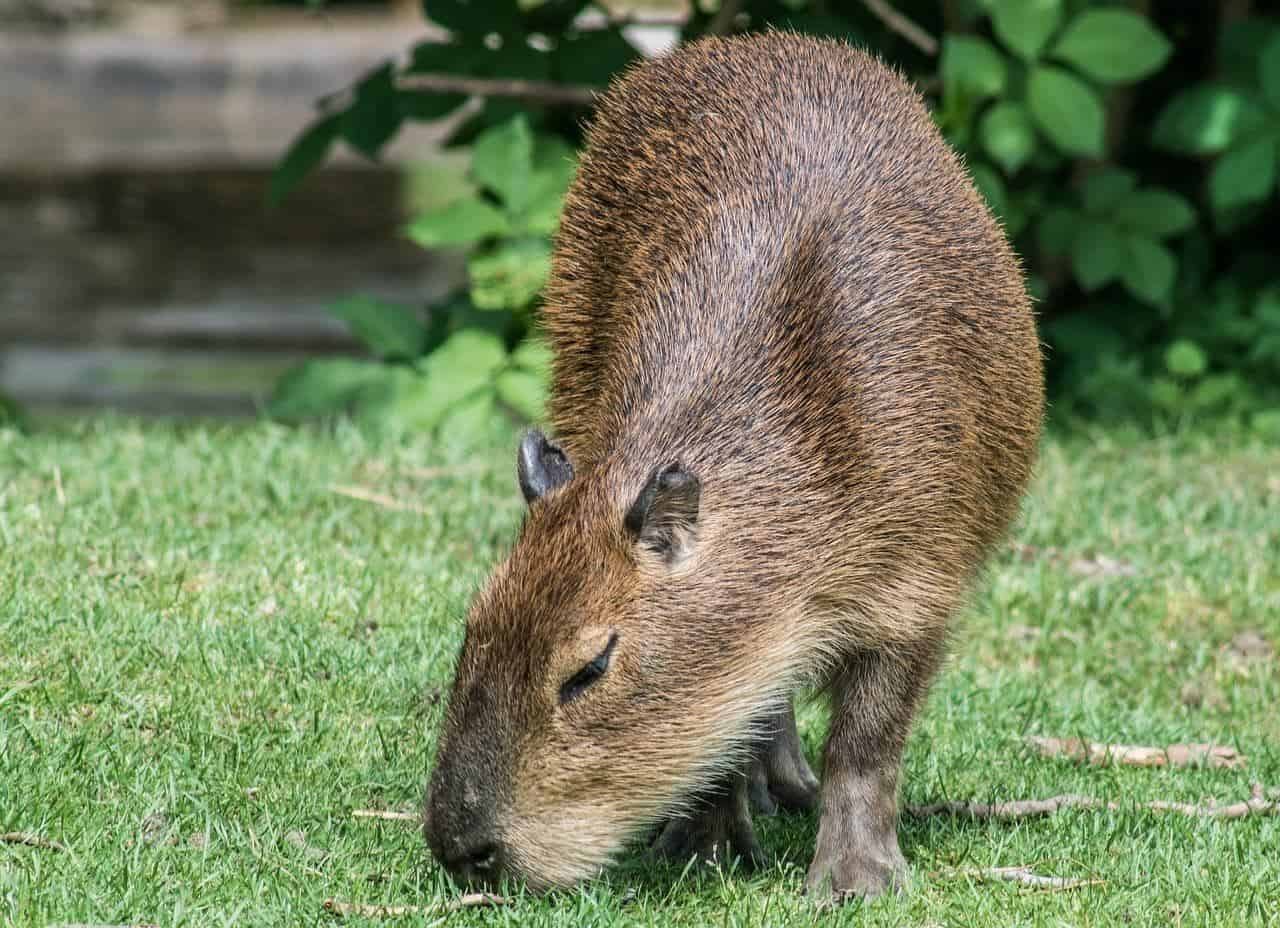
[425,32,1043,901]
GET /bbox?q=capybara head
[423,431,782,889]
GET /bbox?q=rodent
[423,31,1044,902]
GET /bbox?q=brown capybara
[424,31,1043,902]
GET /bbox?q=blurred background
[1,0,1277,434]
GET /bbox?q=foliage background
[270,0,1280,437]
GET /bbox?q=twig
[908,784,1278,823]
[323,894,508,918]
[1,831,66,851]
[53,465,66,505]
[706,0,744,35]
[861,0,938,56]
[352,809,419,822]
[395,73,599,106]
[329,485,427,515]
[1028,736,1247,770]
[909,795,1104,821]
[945,865,1105,891]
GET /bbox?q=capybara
[424,31,1043,902]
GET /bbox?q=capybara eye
[559,634,618,705]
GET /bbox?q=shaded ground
[1,418,1277,926]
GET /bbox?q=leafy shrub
[269,116,564,436]
[272,0,1280,435]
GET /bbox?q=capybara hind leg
[651,770,765,870]
[748,701,819,816]
[804,645,940,902]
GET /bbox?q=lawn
[1,417,1278,927]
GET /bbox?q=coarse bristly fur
[424,31,1043,902]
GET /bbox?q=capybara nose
[438,838,502,885]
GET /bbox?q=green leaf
[268,113,342,207]
[327,296,427,360]
[472,116,535,214]
[1027,66,1106,157]
[1080,169,1137,214]
[342,64,402,160]
[1050,9,1171,83]
[512,336,555,379]
[1252,408,1280,438]
[267,359,392,419]
[554,28,639,85]
[1260,34,1280,109]
[397,329,508,430]
[1037,207,1078,257]
[1111,189,1197,239]
[1152,85,1267,155]
[1188,373,1247,410]
[940,35,1007,100]
[468,239,553,310]
[424,0,523,37]
[405,198,512,248]
[1071,220,1122,290]
[1164,339,1208,378]
[969,162,1008,220]
[1209,136,1279,215]
[495,368,549,422]
[990,0,1063,61]
[979,101,1037,174]
[517,137,578,234]
[1121,237,1177,306]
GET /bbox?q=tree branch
[861,0,939,56]
[394,73,600,107]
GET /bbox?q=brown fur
[424,32,1043,901]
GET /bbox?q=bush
[270,0,1280,437]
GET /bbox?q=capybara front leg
[804,645,939,902]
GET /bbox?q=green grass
[1,417,1278,927]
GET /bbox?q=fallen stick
[908,784,1277,823]
[1028,736,1247,770]
[1,831,66,851]
[947,865,1105,891]
[323,893,508,918]
[329,485,427,515]
[352,809,419,823]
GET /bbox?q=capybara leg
[804,645,940,902]
[651,769,765,870]
[747,701,820,816]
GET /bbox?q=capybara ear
[624,464,700,564]
[517,429,574,504]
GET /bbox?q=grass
[1,416,1278,927]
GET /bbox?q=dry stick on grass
[329,485,427,515]
[945,865,1105,891]
[908,784,1278,823]
[1028,736,1247,770]
[861,0,939,56]
[323,893,508,918]
[1,831,66,851]
[352,809,420,823]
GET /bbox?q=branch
[1,832,65,851]
[352,809,419,822]
[1028,737,1247,770]
[707,0,745,35]
[394,73,600,107]
[940,865,1105,891]
[908,784,1278,823]
[861,0,939,56]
